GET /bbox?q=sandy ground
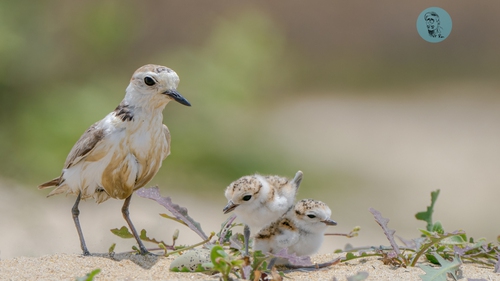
[0,252,497,280]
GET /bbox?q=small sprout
[131,245,140,254]
[209,245,245,281]
[172,229,179,241]
[415,189,440,233]
[159,243,167,256]
[75,269,101,281]
[108,243,116,257]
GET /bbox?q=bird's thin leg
[267,257,277,270]
[72,191,90,256]
[122,195,148,255]
[244,224,250,256]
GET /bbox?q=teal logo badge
[417,7,452,43]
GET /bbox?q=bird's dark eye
[144,76,156,86]
[307,214,316,218]
[242,195,252,201]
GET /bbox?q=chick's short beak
[164,90,191,106]
[223,201,238,214]
[322,218,337,226]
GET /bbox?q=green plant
[209,245,245,281]
[339,189,500,280]
[75,269,101,281]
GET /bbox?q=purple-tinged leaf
[242,265,251,280]
[386,251,397,259]
[369,208,400,255]
[274,248,313,266]
[135,186,208,240]
[453,245,476,257]
[229,233,243,250]
[397,235,416,250]
[218,215,237,244]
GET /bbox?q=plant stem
[165,232,215,257]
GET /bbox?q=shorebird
[223,171,303,255]
[253,199,337,260]
[38,64,191,255]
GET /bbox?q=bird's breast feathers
[61,113,170,202]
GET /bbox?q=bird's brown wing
[63,122,106,169]
[38,121,106,189]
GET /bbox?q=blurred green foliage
[1,2,498,197]
[0,4,309,196]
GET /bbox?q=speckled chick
[223,171,303,231]
[253,199,337,258]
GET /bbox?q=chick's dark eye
[144,76,156,86]
[307,214,316,218]
[242,195,252,201]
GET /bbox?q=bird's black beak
[164,90,191,106]
[223,201,238,214]
[322,218,337,226]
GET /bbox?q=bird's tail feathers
[47,185,69,197]
[38,177,61,190]
[292,170,303,189]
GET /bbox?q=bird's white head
[292,199,337,233]
[124,64,191,110]
[223,175,265,215]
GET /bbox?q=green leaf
[75,269,101,281]
[346,252,356,260]
[419,229,433,237]
[180,267,190,272]
[431,221,444,234]
[415,190,440,232]
[425,253,439,265]
[139,229,164,245]
[210,245,229,272]
[411,231,465,267]
[110,226,134,239]
[418,253,461,281]
[441,235,466,245]
[108,243,116,254]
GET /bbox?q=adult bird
[38,64,191,255]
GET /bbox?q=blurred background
[1,1,499,259]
